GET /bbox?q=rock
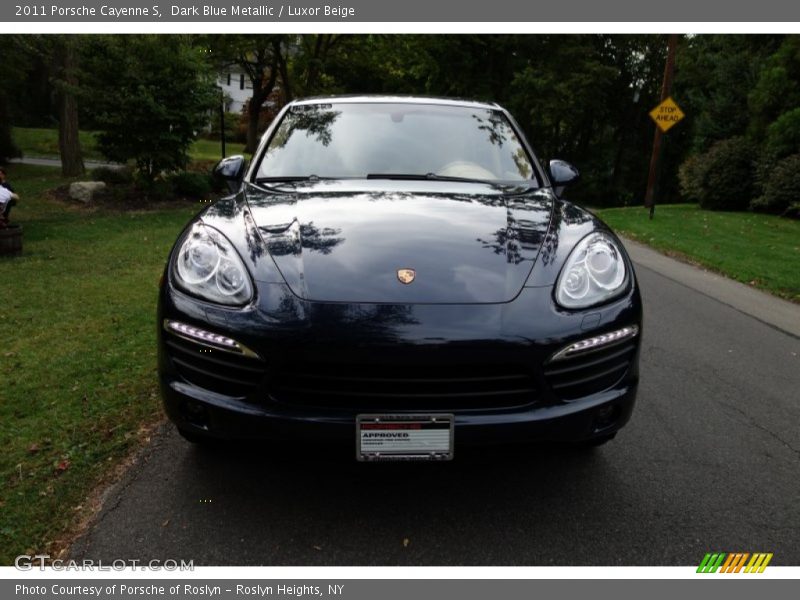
[69,181,107,203]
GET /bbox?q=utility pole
[644,34,678,220]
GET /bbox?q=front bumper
[161,374,637,445]
[157,279,642,447]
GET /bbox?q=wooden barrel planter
[0,225,22,256]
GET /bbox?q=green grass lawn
[12,128,104,162]
[596,204,800,303]
[11,127,249,164]
[190,137,248,161]
[0,164,199,563]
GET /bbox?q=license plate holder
[357,414,454,462]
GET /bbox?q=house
[218,68,252,114]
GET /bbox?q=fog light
[549,325,639,362]
[594,404,620,430]
[163,319,259,358]
[181,400,209,427]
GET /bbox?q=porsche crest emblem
[397,268,416,285]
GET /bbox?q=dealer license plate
[357,414,454,461]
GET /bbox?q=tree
[0,91,20,164]
[295,35,338,95]
[748,36,800,142]
[4,36,51,128]
[84,35,216,184]
[53,36,85,177]
[506,35,672,204]
[206,35,288,153]
[676,35,780,153]
[0,39,29,163]
[7,35,86,175]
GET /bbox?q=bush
[206,111,246,143]
[677,154,707,204]
[764,107,800,160]
[90,166,133,185]
[170,171,211,199]
[186,159,218,174]
[678,137,755,211]
[751,153,800,217]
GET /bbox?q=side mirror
[548,159,580,197]
[213,155,247,194]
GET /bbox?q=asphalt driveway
[69,241,800,565]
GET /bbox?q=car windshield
[255,102,536,183]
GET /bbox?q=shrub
[186,159,218,174]
[751,153,800,217]
[678,137,755,211]
[90,166,133,185]
[170,171,211,199]
[786,203,800,219]
[206,111,247,143]
[677,154,707,204]
[132,175,173,202]
[764,107,800,160]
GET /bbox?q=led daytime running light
[549,325,639,362]
[164,320,259,358]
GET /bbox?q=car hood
[244,180,553,304]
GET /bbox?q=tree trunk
[245,71,267,153]
[55,37,84,177]
[275,40,292,102]
[245,98,261,154]
[244,52,279,153]
[303,35,325,94]
[0,91,20,163]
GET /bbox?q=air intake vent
[165,334,266,397]
[543,339,636,400]
[270,362,538,412]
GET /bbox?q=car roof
[290,95,502,111]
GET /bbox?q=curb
[621,236,800,339]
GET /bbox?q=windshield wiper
[255,175,328,183]
[366,172,493,185]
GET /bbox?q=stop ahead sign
[649,96,685,133]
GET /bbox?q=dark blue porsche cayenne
[157,96,642,460]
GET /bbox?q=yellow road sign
[649,97,685,133]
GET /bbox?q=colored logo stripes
[697,552,773,573]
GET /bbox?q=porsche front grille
[269,362,538,411]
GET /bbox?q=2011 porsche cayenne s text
[157,96,642,460]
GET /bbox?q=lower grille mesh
[270,362,538,411]
[165,335,266,397]
[543,340,636,400]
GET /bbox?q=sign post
[644,34,681,219]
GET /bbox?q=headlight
[555,232,627,309]
[172,222,253,306]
